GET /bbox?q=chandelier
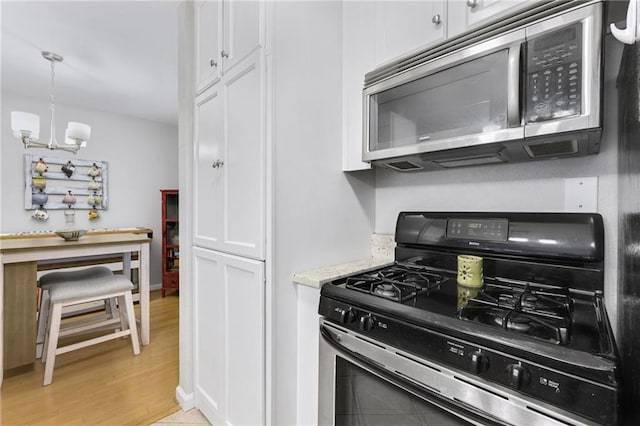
[11,51,91,154]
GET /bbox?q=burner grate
[459,282,573,345]
[345,265,447,304]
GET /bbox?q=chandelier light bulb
[11,111,40,139]
[9,51,91,154]
[65,122,91,147]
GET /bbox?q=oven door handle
[321,324,377,365]
[320,324,348,351]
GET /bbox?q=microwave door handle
[507,42,522,128]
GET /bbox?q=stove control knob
[338,308,355,324]
[359,314,376,332]
[470,351,489,374]
[507,364,531,390]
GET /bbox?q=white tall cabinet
[191,1,266,425]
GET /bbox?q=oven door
[318,319,602,426]
[318,321,505,426]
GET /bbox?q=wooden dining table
[0,229,152,387]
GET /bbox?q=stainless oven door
[318,321,501,426]
[318,320,600,426]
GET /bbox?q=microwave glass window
[369,50,509,152]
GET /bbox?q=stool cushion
[48,274,134,303]
[39,266,113,290]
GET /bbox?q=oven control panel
[446,218,509,242]
[319,296,617,425]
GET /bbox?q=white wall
[271,2,375,424]
[1,92,179,285]
[373,35,622,330]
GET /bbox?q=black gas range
[318,212,619,426]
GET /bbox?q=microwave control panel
[525,23,583,123]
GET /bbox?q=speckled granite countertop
[292,234,395,289]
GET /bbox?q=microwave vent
[434,154,505,168]
[385,160,423,171]
[524,140,578,158]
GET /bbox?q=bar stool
[36,266,118,358]
[42,273,140,386]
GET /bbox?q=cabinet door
[375,1,446,67]
[193,248,224,422]
[195,0,222,93]
[193,248,265,426]
[448,0,543,38]
[222,0,262,74]
[194,86,224,250]
[222,252,265,426]
[221,51,265,260]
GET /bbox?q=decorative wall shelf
[24,154,109,210]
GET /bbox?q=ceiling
[2,1,179,126]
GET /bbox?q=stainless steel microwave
[363,1,603,172]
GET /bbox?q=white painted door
[195,0,222,93]
[193,85,224,250]
[193,51,264,260]
[375,1,446,67]
[222,0,263,74]
[220,50,265,260]
[222,252,265,426]
[193,247,224,423]
[193,248,265,426]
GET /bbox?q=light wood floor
[0,291,180,425]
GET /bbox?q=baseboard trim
[176,385,195,411]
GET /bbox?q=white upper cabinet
[223,0,263,73]
[375,1,447,67]
[193,50,265,260]
[195,1,222,92]
[195,0,263,94]
[448,0,544,38]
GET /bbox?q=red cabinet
[161,189,179,296]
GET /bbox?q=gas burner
[494,314,532,332]
[373,283,397,298]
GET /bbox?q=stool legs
[123,292,140,355]
[36,289,51,359]
[43,303,63,385]
[43,290,140,386]
[37,292,122,359]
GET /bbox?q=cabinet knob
[221,50,229,58]
[466,0,478,8]
[212,159,224,168]
[210,59,218,68]
[432,14,442,25]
